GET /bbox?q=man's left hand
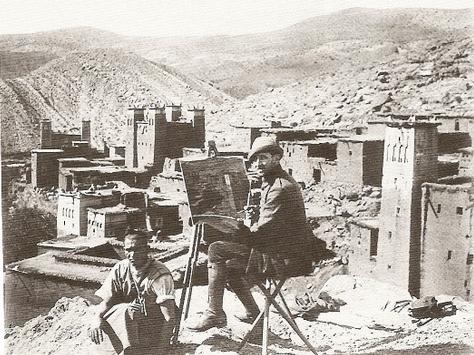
[89,317,105,344]
[128,299,142,313]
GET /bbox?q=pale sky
[0,0,472,37]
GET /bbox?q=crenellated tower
[40,118,52,148]
[375,119,439,297]
[189,107,206,148]
[150,105,168,172]
[81,119,91,146]
[125,107,144,168]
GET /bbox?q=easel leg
[183,224,203,319]
[171,224,201,346]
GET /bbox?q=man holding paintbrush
[186,136,319,331]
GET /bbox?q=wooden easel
[171,223,204,346]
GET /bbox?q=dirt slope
[5,276,474,355]
[1,48,232,154]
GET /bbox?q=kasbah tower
[375,119,439,297]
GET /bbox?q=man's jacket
[245,165,318,279]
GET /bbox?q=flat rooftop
[37,235,108,251]
[338,135,383,143]
[260,127,335,133]
[57,157,89,162]
[31,149,64,153]
[280,138,338,145]
[424,179,473,192]
[59,188,119,198]
[350,218,379,229]
[88,204,142,215]
[6,253,112,284]
[61,165,146,174]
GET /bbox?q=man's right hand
[89,317,105,344]
[244,205,259,221]
[247,169,263,183]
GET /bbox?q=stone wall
[420,183,473,301]
[348,221,378,277]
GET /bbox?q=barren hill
[144,7,473,98]
[2,8,472,96]
[0,7,473,155]
[0,49,231,154]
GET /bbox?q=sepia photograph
[1,0,473,354]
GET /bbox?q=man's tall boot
[228,276,260,324]
[186,263,227,331]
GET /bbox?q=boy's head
[124,229,150,270]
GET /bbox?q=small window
[394,177,397,185]
[388,231,392,239]
[289,152,292,157]
[396,207,400,215]
[387,264,392,270]
[437,204,441,213]
[448,250,453,260]
[348,150,353,156]
[455,120,460,131]
[465,280,468,287]
[370,229,378,257]
[467,253,473,265]
[456,207,463,215]
[288,168,293,176]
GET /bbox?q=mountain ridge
[1,7,472,155]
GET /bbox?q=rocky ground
[5,275,474,355]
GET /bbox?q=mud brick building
[57,188,122,237]
[58,166,149,191]
[106,144,126,158]
[31,149,64,188]
[420,180,473,301]
[148,197,182,236]
[459,147,474,177]
[40,118,91,149]
[125,105,205,172]
[349,117,474,301]
[86,204,145,238]
[348,218,379,277]
[336,136,384,187]
[231,121,286,149]
[374,120,439,297]
[279,139,337,185]
[260,127,335,142]
[368,114,473,152]
[32,118,106,188]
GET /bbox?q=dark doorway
[313,169,321,183]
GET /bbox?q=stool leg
[237,308,265,351]
[257,284,319,355]
[262,298,270,355]
[238,280,286,351]
[278,290,294,320]
[262,280,271,355]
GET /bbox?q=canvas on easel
[179,156,249,234]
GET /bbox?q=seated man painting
[89,229,175,354]
[186,137,323,331]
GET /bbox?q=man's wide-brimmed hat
[248,136,283,161]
